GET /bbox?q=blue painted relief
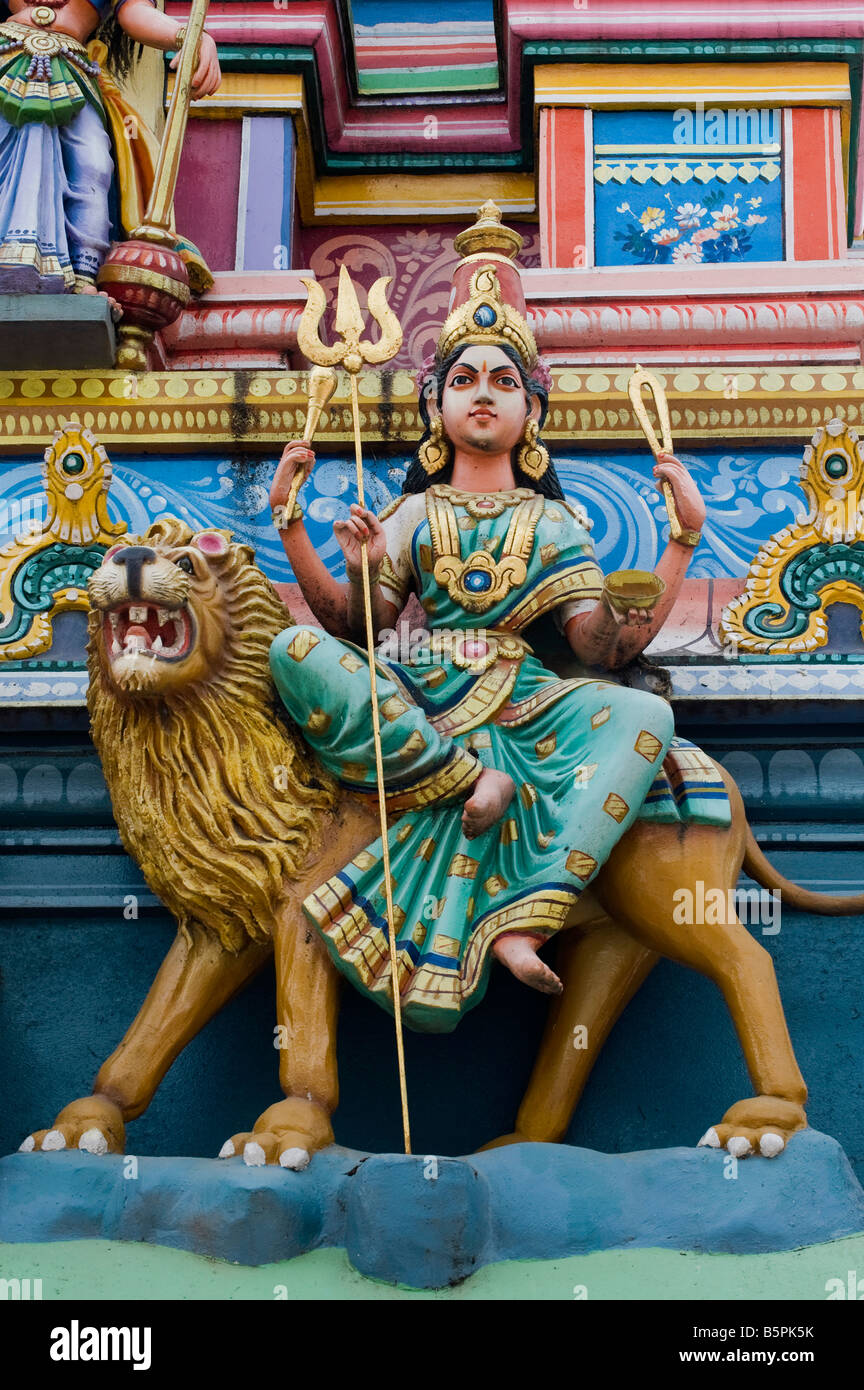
[0,446,803,592]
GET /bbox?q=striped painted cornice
[165,3,864,157]
[164,2,864,238]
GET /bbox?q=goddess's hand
[601,600,653,632]
[170,31,222,98]
[334,505,387,582]
[270,440,314,510]
[654,452,706,536]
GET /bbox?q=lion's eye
[176,555,195,575]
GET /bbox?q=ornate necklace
[435,483,535,521]
[427,487,545,614]
[29,3,65,27]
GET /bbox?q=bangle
[173,25,187,48]
[673,529,702,548]
[272,503,302,530]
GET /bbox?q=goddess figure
[0,0,219,294]
[269,208,723,1034]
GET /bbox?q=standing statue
[0,0,219,295]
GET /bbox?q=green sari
[270,484,729,1033]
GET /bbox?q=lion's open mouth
[103,604,193,662]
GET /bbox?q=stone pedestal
[0,297,115,370]
[1,1131,862,1290]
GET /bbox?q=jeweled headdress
[435,201,538,371]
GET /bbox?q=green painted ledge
[3,1235,863,1300]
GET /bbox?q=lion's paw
[19,1097,125,1155]
[697,1096,807,1159]
[217,1097,332,1170]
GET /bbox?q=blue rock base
[2,1130,863,1289]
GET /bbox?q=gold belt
[0,20,92,59]
[426,627,531,674]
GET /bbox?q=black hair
[403,342,565,500]
[95,13,143,81]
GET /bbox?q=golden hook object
[282,366,339,518]
[297,267,411,1154]
[628,364,682,542]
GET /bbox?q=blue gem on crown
[473,304,497,328]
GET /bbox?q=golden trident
[297,267,411,1154]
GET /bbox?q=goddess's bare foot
[493,933,563,995]
[462,767,514,838]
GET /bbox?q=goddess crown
[435,202,538,371]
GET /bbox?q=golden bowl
[603,568,666,615]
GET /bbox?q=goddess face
[439,345,539,458]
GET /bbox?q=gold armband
[173,24,208,50]
[672,529,702,548]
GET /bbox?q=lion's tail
[744,826,864,916]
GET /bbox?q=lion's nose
[112,546,156,601]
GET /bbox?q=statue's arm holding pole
[269,359,399,638]
[270,444,399,639]
[116,0,220,96]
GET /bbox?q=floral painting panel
[592,109,784,267]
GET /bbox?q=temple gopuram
[1,0,864,1325]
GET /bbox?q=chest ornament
[426,486,545,614]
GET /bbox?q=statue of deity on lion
[19,207,864,1172]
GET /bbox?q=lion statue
[19,518,864,1167]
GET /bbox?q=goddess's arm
[271,442,400,640]
[117,0,221,96]
[564,452,705,670]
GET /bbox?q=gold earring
[418,417,451,475]
[517,418,549,480]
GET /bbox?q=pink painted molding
[525,262,864,361]
[526,261,864,299]
[162,262,864,369]
[161,273,311,369]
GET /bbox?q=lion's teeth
[157,607,175,625]
[111,639,121,656]
[108,612,120,633]
[151,635,163,652]
[129,606,147,623]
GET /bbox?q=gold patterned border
[0,366,861,449]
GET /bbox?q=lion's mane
[87,517,338,953]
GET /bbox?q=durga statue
[268,205,718,1034]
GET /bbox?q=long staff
[297,268,411,1154]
